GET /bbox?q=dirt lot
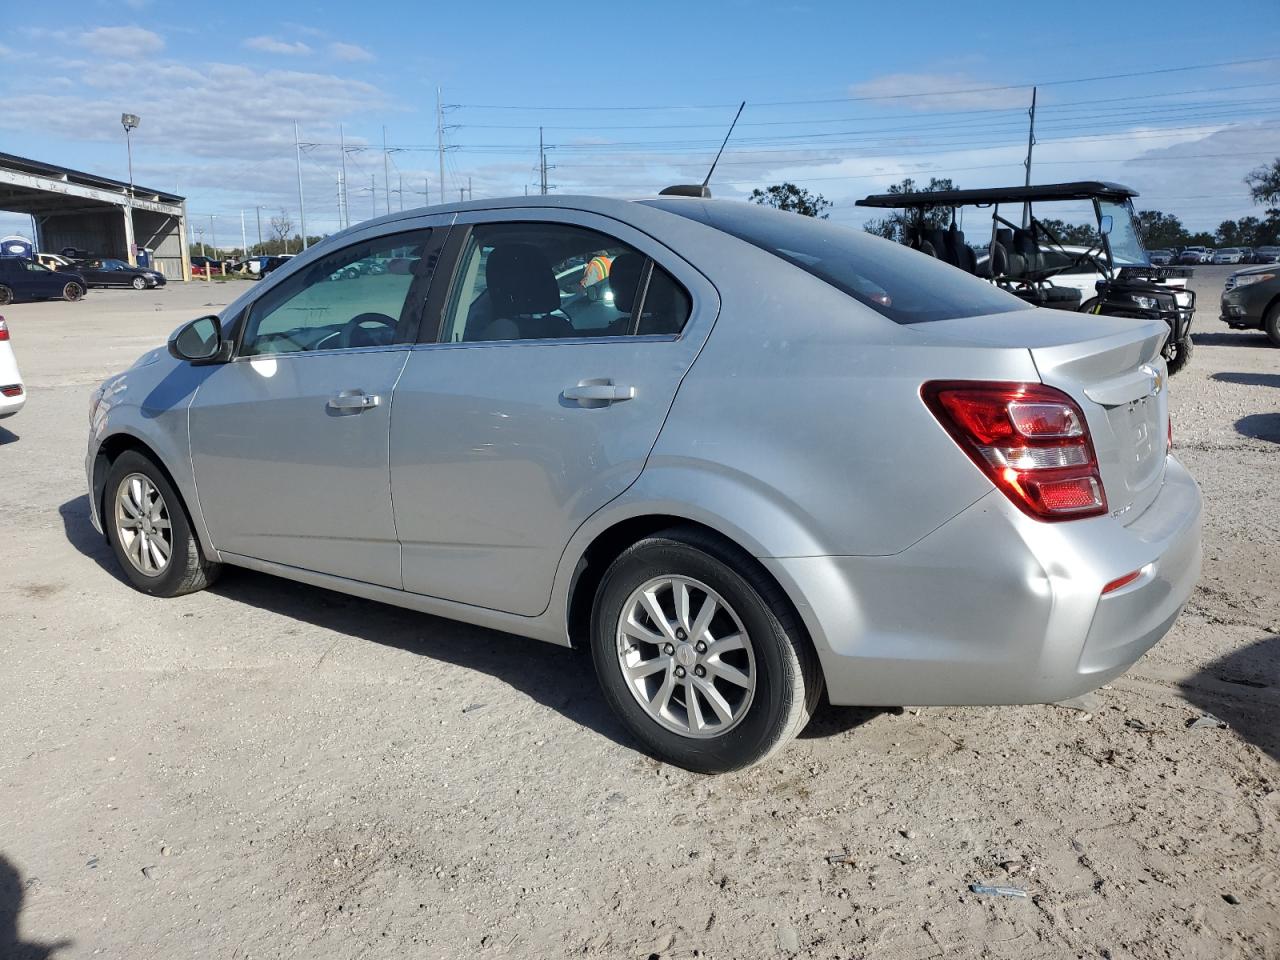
[1,266,1276,960]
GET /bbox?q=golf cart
[855,181,1196,373]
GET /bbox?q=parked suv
[1221,265,1280,344]
[85,196,1203,772]
[1178,247,1207,265]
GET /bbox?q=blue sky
[2,0,1279,245]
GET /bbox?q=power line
[451,56,1280,111]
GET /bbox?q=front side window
[239,230,432,356]
[439,222,691,343]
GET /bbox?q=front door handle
[562,380,635,406]
[328,390,381,411]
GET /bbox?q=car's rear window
[644,198,1032,324]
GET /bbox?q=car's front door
[20,261,63,297]
[389,211,719,616]
[189,224,444,587]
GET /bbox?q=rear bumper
[0,387,25,419]
[764,457,1202,706]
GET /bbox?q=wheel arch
[92,432,209,553]
[563,513,821,690]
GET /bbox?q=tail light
[1,385,21,398]
[0,318,8,341]
[922,381,1107,521]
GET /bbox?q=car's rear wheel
[131,276,147,290]
[1265,304,1280,347]
[104,450,221,597]
[1164,333,1193,374]
[63,282,84,302]
[0,285,12,306]
[591,527,822,773]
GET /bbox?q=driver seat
[478,243,572,341]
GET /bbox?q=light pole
[121,113,140,265]
[121,113,140,199]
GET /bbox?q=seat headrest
[487,244,559,316]
[609,253,645,313]
[996,228,1014,246]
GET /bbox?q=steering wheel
[338,312,397,348]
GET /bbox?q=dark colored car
[256,255,293,280]
[1221,266,1280,345]
[0,257,87,305]
[78,258,166,290]
[1253,246,1280,264]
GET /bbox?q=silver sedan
[85,195,1202,772]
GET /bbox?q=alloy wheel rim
[114,473,173,576]
[65,283,80,300]
[615,575,756,739]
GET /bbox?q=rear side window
[646,198,1031,324]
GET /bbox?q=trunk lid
[914,310,1170,525]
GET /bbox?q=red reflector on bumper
[0,384,23,398]
[1102,569,1143,594]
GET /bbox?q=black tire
[1078,296,1100,314]
[0,285,12,306]
[131,276,147,290]
[1164,334,1193,375]
[590,527,822,773]
[63,282,84,302]
[1265,303,1280,348]
[104,450,221,597]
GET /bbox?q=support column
[178,203,192,282]
[122,204,137,266]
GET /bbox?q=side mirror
[168,315,232,364]
[1100,215,1114,236]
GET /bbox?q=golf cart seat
[921,227,947,260]
[946,225,977,274]
[996,229,1024,277]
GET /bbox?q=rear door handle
[328,390,381,411]
[562,380,635,405]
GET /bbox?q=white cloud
[329,42,374,63]
[75,26,164,57]
[243,36,312,56]
[848,72,1031,112]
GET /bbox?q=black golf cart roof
[856,181,1139,209]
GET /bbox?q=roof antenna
[659,101,746,199]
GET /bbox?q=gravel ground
[0,266,1276,960]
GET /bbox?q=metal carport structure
[0,152,190,281]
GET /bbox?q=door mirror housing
[1099,215,1114,236]
[168,315,232,364]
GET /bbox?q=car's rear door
[188,221,447,587]
[389,209,719,616]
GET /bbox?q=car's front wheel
[591,527,822,773]
[0,285,12,306]
[131,276,147,290]
[63,281,84,302]
[1265,304,1280,347]
[104,450,221,597]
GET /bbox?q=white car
[0,318,25,419]
[1213,248,1244,265]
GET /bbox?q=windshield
[1098,198,1149,267]
[645,198,1030,324]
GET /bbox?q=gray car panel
[389,207,721,616]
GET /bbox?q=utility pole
[255,206,262,250]
[539,127,547,196]
[336,172,344,233]
[240,210,247,258]
[339,123,350,229]
[382,126,393,215]
[468,175,472,201]
[208,214,217,258]
[1022,86,1037,228]
[294,120,308,250]
[371,174,377,220]
[436,87,446,204]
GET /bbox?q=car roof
[856,180,1139,209]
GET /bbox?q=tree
[1036,218,1098,246]
[269,210,294,245]
[1135,209,1188,250]
[861,177,955,242]
[749,183,832,219]
[1245,159,1280,214]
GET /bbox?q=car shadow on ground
[1212,371,1280,389]
[1236,413,1280,443]
[1190,331,1272,348]
[0,426,17,445]
[0,854,70,959]
[58,495,876,756]
[1180,634,1280,763]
